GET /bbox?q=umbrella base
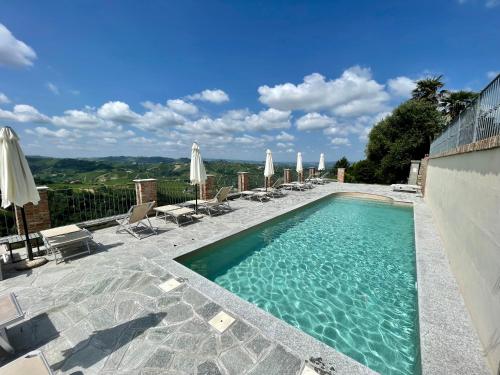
[15,257,48,271]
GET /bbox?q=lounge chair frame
[116,201,157,239]
[199,186,233,216]
[41,225,93,264]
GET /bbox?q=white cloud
[487,71,499,80]
[296,112,336,130]
[0,104,49,123]
[187,89,229,104]
[387,76,416,97]
[0,92,10,104]
[46,82,59,95]
[166,99,198,115]
[139,102,187,130]
[26,127,74,138]
[97,101,140,123]
[330,137,351,146]
[244,108,291,131]
[52,108,110,129]
[276,142,294,148]
[0,23,37,67]
[258,66,390,117]
[275,131,294,141]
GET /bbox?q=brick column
[308,167,316,178]
[237,172,249,192]
[298,172,304,183]
[283,169,292,183]
[200,175,215,200]
[337,168,345,183]
[418,155,429,196]
[15,186,51,235]
[134,179,157,206]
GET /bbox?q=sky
[0,0,499,163]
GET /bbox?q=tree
[349,160,379,183]
[411,75,445,105]
[440,90,478,121]
[366,99,444,184]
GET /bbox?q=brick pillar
[134,179,157,206]
[298,171,304,183]
[237,172,249,192]
[418,155,429,196]
[337,168,345,183]
[15,186,51,235]
[308,167,316,178]
[200,175,215,200]
[284,169,291,183]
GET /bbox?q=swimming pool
[177,195,420,374]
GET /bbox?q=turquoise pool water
[178,196,420,374]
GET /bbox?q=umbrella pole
[195,184,198,214]
[20,206,34,261]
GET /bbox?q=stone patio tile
[197,360,223,375]
[230,319,256,342]
[245,333,272,358]
[195,301,221,320]
[220,346,254,374]
[246,345,302,375]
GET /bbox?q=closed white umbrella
[190,142,207,213]
[318,153,325,173]
[263,149,274,191]
[296,152,303,182]
[0,127,40,261]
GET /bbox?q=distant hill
[26,155,297,188]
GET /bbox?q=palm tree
[440,90,478,121]
[411,75,445,105]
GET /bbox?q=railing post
[237,172,249,192]
[283,169,292,183]
[472,99,480,143]
[337,168,345,183]
[14,186,51,235]
[134,179,157,207]
[200,175,215,200]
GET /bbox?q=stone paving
[0,182,489,374]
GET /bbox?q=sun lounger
[391,184,422,193]
[40,225,93,264]
[199,186,233,216]
[116,201,157,239]
[240,190,270,202]
[0,350,53,375]
[0,293,24,354]
[254,178,286,197]
[154,205,197,226]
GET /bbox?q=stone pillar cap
[37,186,49,190]
[133,178,157,182]
[237,171,249,174]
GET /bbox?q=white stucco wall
[425,147,500,373]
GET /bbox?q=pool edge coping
[160,185,489,375]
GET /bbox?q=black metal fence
[47,184,136,228]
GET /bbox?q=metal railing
[0,206,17,237]
[47,184,136,228]
[157,179,195,206]
[430,74,500,155]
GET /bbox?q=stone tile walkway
[0,183,487,374]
